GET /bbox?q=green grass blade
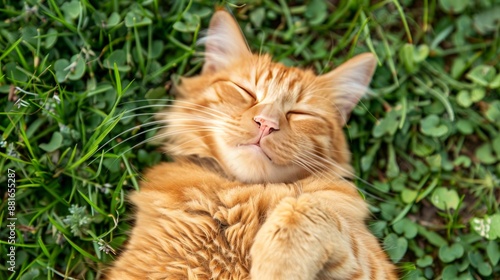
[0,38,23,61]
[63,235,100,263]
[77,190,108,216]
[391,0,412,43]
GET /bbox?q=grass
[1,0,499,279]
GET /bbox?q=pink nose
[254,116,279,136]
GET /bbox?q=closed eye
[287,110,313,117]
[215,80,256,100]
[232,82,256,99]
[286,110,324,122]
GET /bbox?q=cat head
[159,10,376,184]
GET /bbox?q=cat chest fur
[108,162,371,279]
[110,162,309,279]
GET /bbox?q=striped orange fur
[107,9,397,280]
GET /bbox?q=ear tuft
[319,53,377,125]
[201,10,251,74]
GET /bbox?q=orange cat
[106,9,397,280]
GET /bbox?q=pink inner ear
[318,53,377,125]
[203,64,217,74]
[202,10,251,74]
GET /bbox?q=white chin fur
[217,142,303,184]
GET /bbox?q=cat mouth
[239,143,273,162]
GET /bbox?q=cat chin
[239,144,272,161]
[218,143,304,184]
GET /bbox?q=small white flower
[7,143,18,157]
[14,98,30,108]
[97,239,116,255]
[53,95,61,104]
[59,123,69,132]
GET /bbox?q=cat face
[158,10,376,184]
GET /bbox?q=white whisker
[118,99,233,119]
[162,113,243,131]
[94,114,238,157]
[296,150,389,201]
[90,126,224,166]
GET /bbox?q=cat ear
[202,10,251,74]
[319,53,377,125]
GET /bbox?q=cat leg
[250,192,373,280]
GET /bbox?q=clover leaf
[392,218,418,239]
[39,132,63,152]
[125,11,152,28]
[475,143,498,165]
[420,114,449,137]
[383,233,408,263]
[438,0,469,14]
[439,243,464,263]
[431,187,460,210]
[473,6,500,34]
[416,255,433,268]
[61,0,82,21]
[466,65,496,87]
[103,49,130,72]
[54,55,85,82]
[399,43,429,73]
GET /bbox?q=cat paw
[250,194,330,280]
